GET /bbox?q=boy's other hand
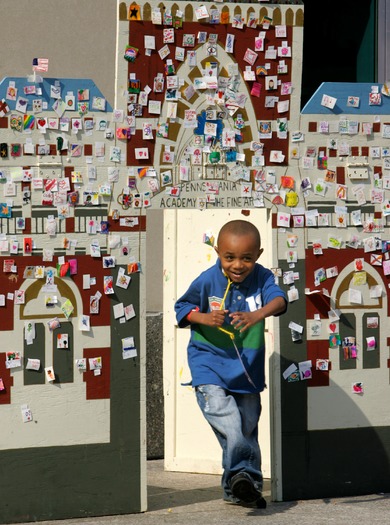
[229,311,259,332]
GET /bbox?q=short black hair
[217,220,261,249]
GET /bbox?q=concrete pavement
[6,460,390,525]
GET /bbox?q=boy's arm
[175,277,224,328]
[256,295,286,320]
[175,275,228,328]
[185,308,227,328]
[175,275,202,327]
[230,296,287,333]
[175,293,228,328]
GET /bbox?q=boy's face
[215,233,263,283]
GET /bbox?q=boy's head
[215,220,263,283]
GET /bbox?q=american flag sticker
[32,58,49,72]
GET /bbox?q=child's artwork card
[90,242,101,257]
[195,4,209,19]
[78,89,89,101]
[328,321,339,334]
[352,382,363,394]
[125,304,136,321]
[103,256,116,268]
[79,315,91,332]
[116,271,131,289]
[122,337,137,359]
[316,359,329,371]
[225,33,235,53]
[277,212,290,228]
[158,44,170,60]
[57,333,69,349]
[183,33,196,47]
[45,366,55,382]
[104,275,114,294]
[6,351,22,369]
[14,289,25,305]
[75,358,87,371]
[89,356,102,371]
[367,316,379,329]
[26,358,41,371]
[298,360,312,380]
[347,96,360,108]
[135,147,149,160]
[21,404,33,423]
[90,295,100,314]
[110,146,121,162]
[6,85,17,100]
[309,319,321,337]
[321,94,337,109]
[61,299,74,319]
[23,237,33,255]
[113,303,125,319]
[243,48,258,66]
[163,28,175,43]
[16,97,28,113]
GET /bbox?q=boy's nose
[232,259,244,269]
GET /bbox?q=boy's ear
[258,248,264,258]
[214,245,219,255]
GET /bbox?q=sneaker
[224,495,267,509]
[223,494,241,505]
[230,472,262,504]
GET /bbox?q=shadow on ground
[147,478,299,518]
[147,484,221,511]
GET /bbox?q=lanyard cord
[217,276,257,389]
[220,276,233,309]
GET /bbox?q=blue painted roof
[0,77,112,112]
[301,82,390,115]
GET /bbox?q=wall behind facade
[0,0,163,312]
[0,0,117,108]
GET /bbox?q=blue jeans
[195,384,262,500]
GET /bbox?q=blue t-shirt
[175,259,287,393]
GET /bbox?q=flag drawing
[32,58,49,72]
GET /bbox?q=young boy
[175,219,287,507]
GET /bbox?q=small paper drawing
[57,334,69,349]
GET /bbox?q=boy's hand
[229,297,286,332]
[230,311,260,332]
[206,309,229,327]
[188,309,228,327]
